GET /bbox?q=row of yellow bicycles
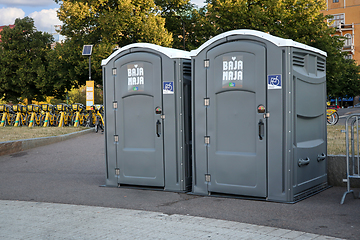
[0,103,104,131]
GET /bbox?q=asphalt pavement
[336,107,360,125]
[0,132,359,239]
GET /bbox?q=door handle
[156,120,161,137]
[317,153,326,162]
[298,157,310,167]
[258,119,264,140]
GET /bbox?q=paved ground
[0,200,343,240]
[0,133,359,239]
[336,107,360,125]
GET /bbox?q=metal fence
[341,114,360,204]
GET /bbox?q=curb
[0,128,94,156]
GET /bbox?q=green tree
[185,7,215,50]
[204,0,360,99]
[51,0,173,92]
[68,86,103,105]
[154,0,196,50]
[328,58,360,105]
[56,0,173,47]
[0,17,53,103]
[46,40,112,100]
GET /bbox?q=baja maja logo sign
[127,63,144,91]
[222,56,243,88]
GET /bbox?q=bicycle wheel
[68,115,72,126]
[1,114,7,126]
[79,114,85,126]
[327,112,339,125]
[7,114,12,126]
[40,115,46,127]
[64,115,69,126]
[10,115,16,126]
[326,114,331,124]
[86,114,94,127]
[36,114,41,126]
[71,115,76,126]
[56,115,60,126]
[94,116,99,133]
[99,119,104,132]
[21,115,27,126]
[26,115,31,126]
[49,115,55,126]
[4,115,8,126]
[331,112,339,125]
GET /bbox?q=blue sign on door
[268,74,282,89]
[163,82,174,94]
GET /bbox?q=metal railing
[341,114,360,204]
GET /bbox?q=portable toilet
[102,43,192,192]
[190,30,327,202]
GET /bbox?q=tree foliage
[328,58,360,100]
[1,1,359,102]
[51,0,174,89]
[154,0,196,50]
[203,0,360,99]
[0,17,53,103]
[56,0,173,47]
[67,86,103,105]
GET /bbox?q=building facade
[322,0,360,63]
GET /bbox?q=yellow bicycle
[55,104,71,127]
[41,104,56,127]
[0,104,13,127]
[71,103,86,127]
[11,104,27,127]
[26,104,41,127]
[327,108,339,125]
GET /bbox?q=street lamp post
[82,45,94,110]
[89,54,91,80]
[82,45,93,80]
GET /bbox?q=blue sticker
[229,82,236,87]
[268,75,282,89]
[133,87,139,91]
[163,82,174,94]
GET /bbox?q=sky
[0,0,62,33]
[0,0,206,34]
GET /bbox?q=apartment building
[322,0,360,63]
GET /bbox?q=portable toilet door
[102,43,192,192]
[117,52,163,187]
[195,37,267,198]
[191,29,327,202]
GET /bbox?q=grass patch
[0,126,89,142]
[327,125,346,155]
[328,124,360,156]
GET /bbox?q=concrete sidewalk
[0,200,343,240]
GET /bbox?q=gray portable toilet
[102,43,192,192]
[191,30,327,202]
